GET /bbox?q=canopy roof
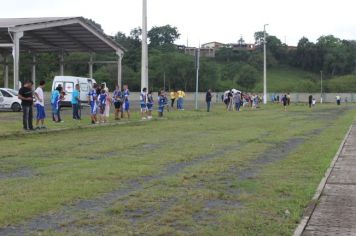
[0,17,125,54]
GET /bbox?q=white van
[52,76,97,107]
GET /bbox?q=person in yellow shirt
[170,90,176,109]
[177,90,185,110]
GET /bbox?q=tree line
[5,23,356,92]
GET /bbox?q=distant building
[201,42,226,50]
[184,46,215,58]
[287,46,297,51]
[229,43,256,51]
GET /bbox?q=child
[104,89,112,121]
[312,98,316,107]
[140,88,148,120]
[99,89,107,123]
[88,84,98,124]
[51,86,61,122]
[113,85,122,120]
[147,91,154,119]
[163,90,170,112]
[158,90,165,117]
[123,85,130,120]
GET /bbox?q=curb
[293,124,353,236]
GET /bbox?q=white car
[0,88,22,112]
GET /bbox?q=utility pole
[263,24,269,104]
[163,72,166,90]
[320,70,323,104]
[141,0,149,90]
[195,47,200,110]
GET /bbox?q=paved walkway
[302,125,356,235]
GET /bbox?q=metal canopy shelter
[0,17,125,89]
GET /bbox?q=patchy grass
[0,103,355,235]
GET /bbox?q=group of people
[21,79,349,132]
[169,90,186,111]
[220,90,261,112]
[17,79,189,131]
[87,83,116,124]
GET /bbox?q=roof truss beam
[52,27,95,52]
[25,31,62,51]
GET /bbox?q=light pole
[195,47,200,110]
[263,24,269,104]
[320,70,323,104]
[141,0,149,90]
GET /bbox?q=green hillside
[325,75,356,93]
[255,66,320,93]
[255,65,356,93]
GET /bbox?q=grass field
[0,103,355,235]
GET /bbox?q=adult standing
[206,89,212,112]
[282,94,288,112]
[287,93,291,106]
[308,95,313,108]
[71,84,81,120]
[113,85,122,120]
[233,92,242,112]
[177,90,185,111]
[34,80,46,129]
[18,80,34,131]
[227,90,233,111]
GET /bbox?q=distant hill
[255,65,356,93]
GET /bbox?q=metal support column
[117,52,123,88]
[141,0,149,90]
[32,54,36,89]
[13,31,23,90]
[59,52,64,76]
[4,55,9,88]
[89,53,94,78]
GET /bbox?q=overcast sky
[2,0,356,46]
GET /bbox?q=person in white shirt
[34,80,46,129]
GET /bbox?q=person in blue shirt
[140,88,148,120]
[71,84,81,120]
[51,86,62,123]
[123,84,130,120]
[98,89,107,123]
[158,90,165,118]
[88,84,98,124]
[113,85,123,120]
[147,90,154,119]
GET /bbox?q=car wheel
[11,102,21,112]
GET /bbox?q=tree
[254,31,267,45]
[148,25,180,47]
[238,36,245,45]
[130,27,142,42]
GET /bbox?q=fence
[44,92,356,103]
